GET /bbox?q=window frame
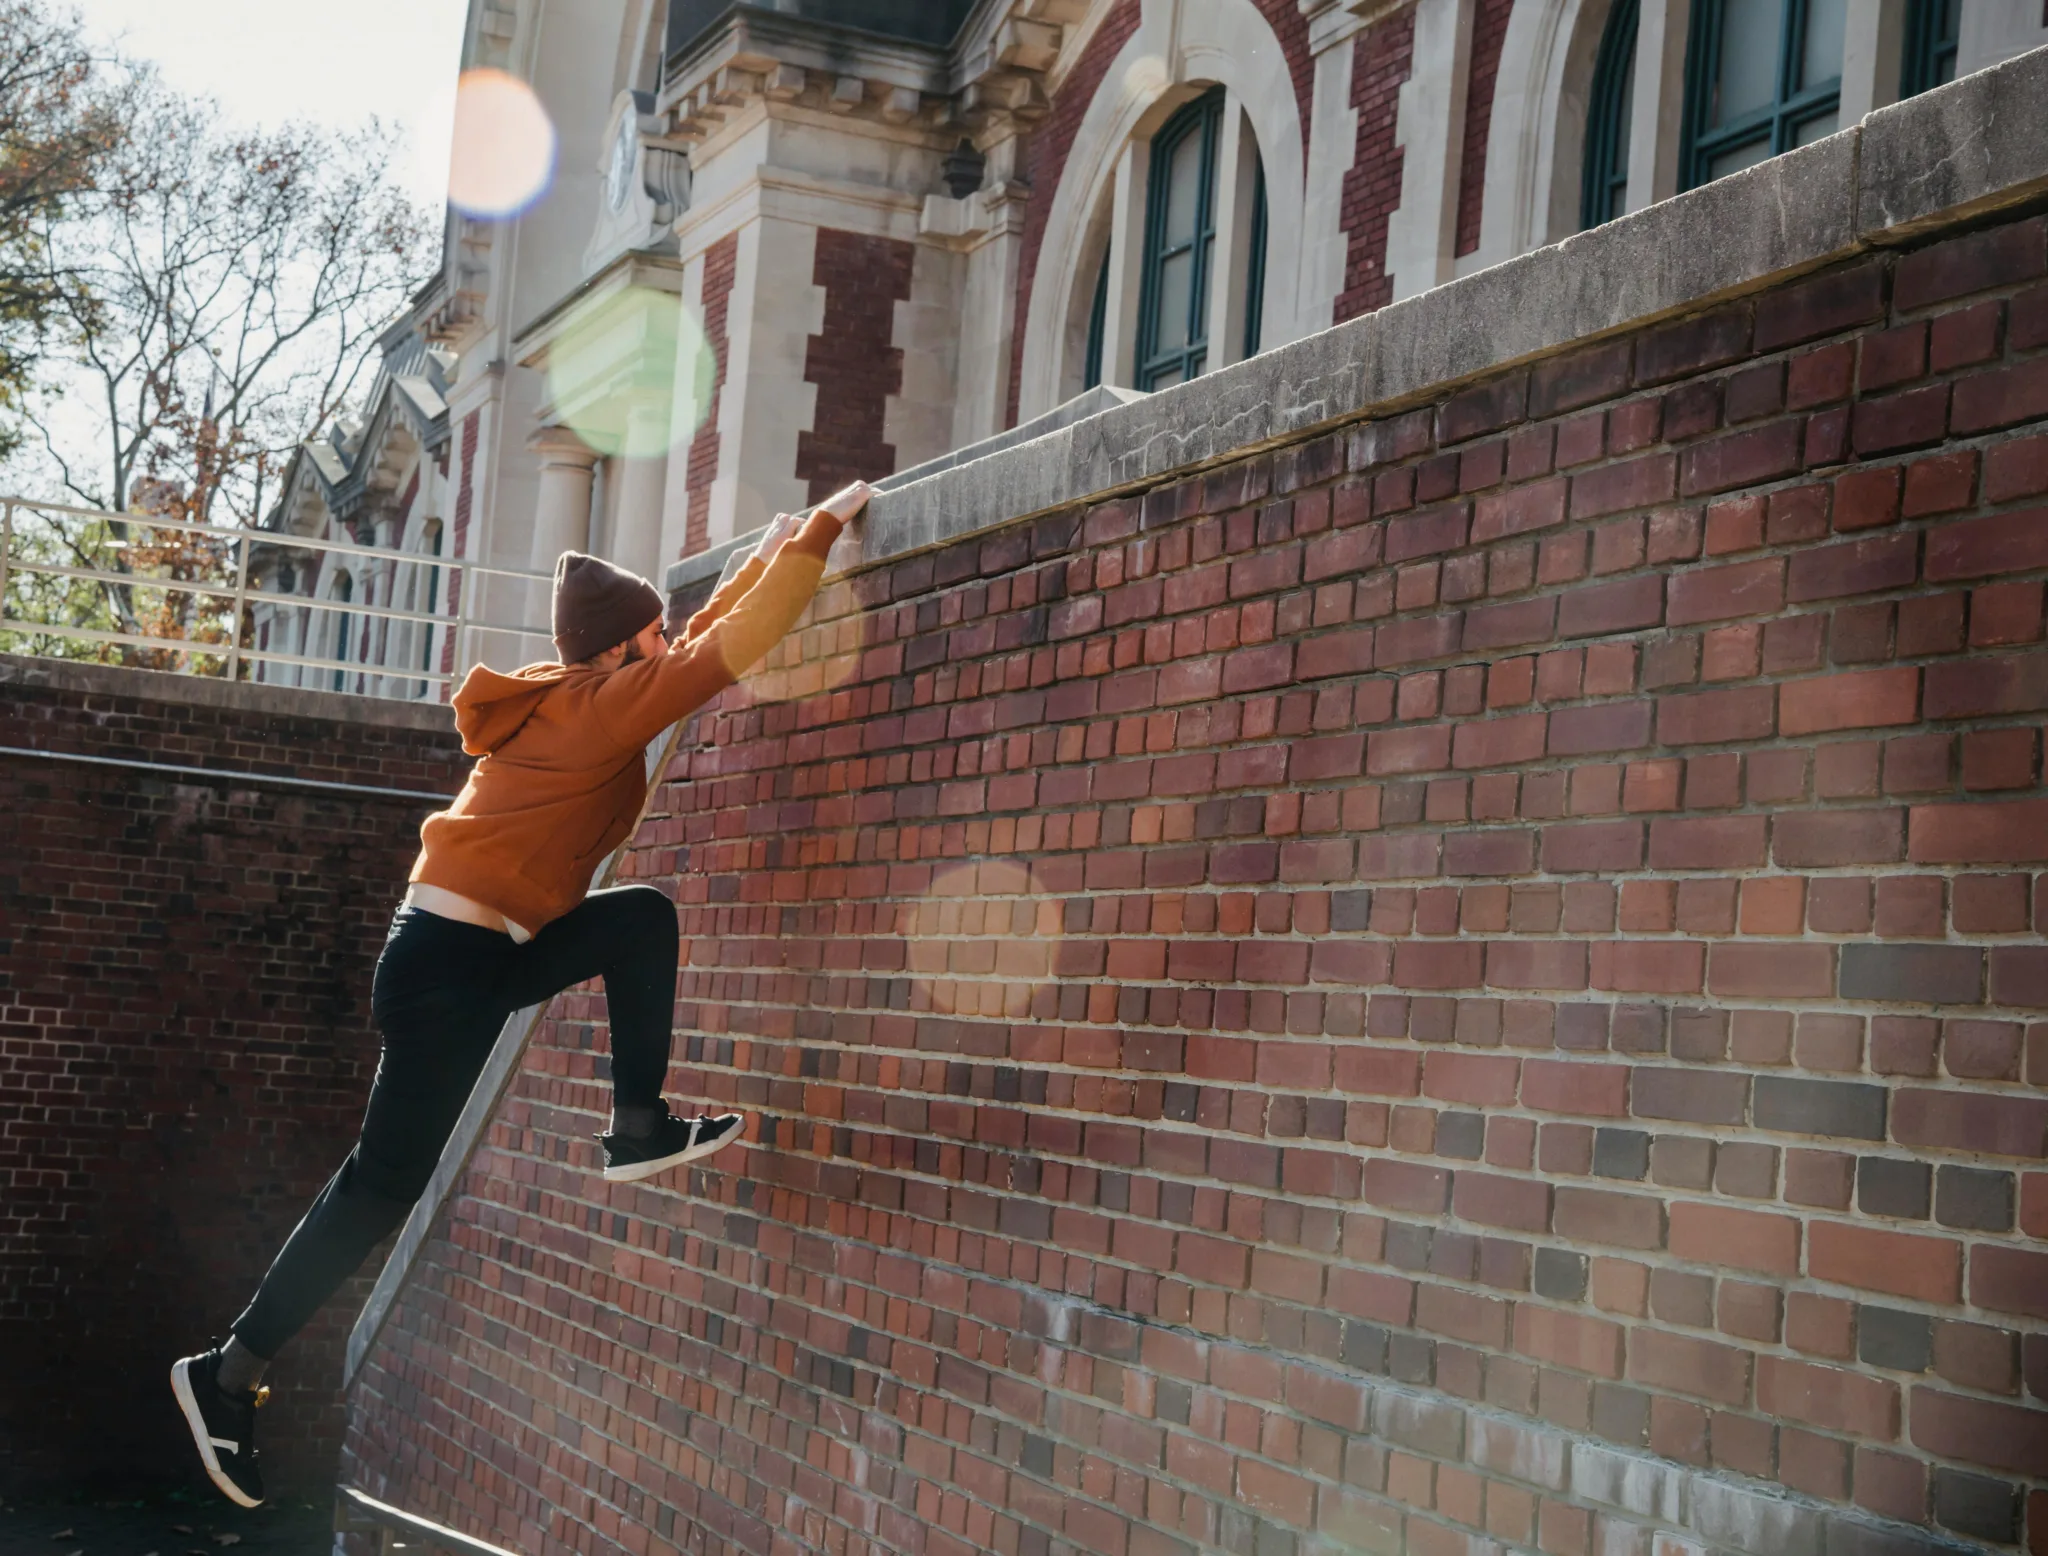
[1580,0,1639,230]
[1679,0,1844,194]
[1899,0,1961,100]
[1083,247,1110,392]
[1242,153,1268,362]
[1134,86,1227,392]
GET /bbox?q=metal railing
[0,493,553,700]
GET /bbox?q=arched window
[1581,0,1639,229]
[1900,0,1960,99]
[1242,155,1268,361]
[1082,248,1110,392]
[1136,87,1227,390]
[1681,0,1846,191]
[329,572,354,693]
[418,522,443,673]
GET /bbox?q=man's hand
[816,480,873,524]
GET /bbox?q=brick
[1570,454,1677,519]
[1590,940,1705,994]
[1892,1089,2048,1159]
[1853,386,1950,454]
[1785,533,1919,603]
[1632,1066,1748,1126]
[1809,1222,1961,1304]
[1779,667,1920,735]
[1772,809,1903,868]
[1910,1387,2048,1478]
[1628,1330,1750,1406]
[1838,943,1983,1005]
[1757,1357,1900,1436]
[1667,558,1783,625]
[1970,1245,2048,1321]
[1756,260,1887,349]
[1858,1156,1932,1218]
[1924,509,2048,582]
[1953,359,2048,436]
[1553,1187,1664,1250]
[1668,1203,1800,1275]
[1708,943,1835,1000]
[1753,1076,1887,1140]
[1680,420,1806,496]
[1894,218,2047,311]
[1909,798,2048,862]
[1656,685,1774,745]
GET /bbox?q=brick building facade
[0,657,465,1495]
[334,57,2048,1556]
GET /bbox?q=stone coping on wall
[666,43,2048,605]
[0,651,455,733]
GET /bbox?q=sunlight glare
[447,69,556,217]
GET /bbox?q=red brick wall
[345,213,2048,1552]
[1455,0,1515,259]
[797,228,916,504]
[1336,7,1417,323]
[685,232,739,558]
[1007,0,1143,428]
[0,661,466,1497]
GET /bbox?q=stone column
[1384,0,1476,302]
[1627,0,1693,213]
[610,398,672,584]
[526,426,599,656]
[1841,0,1908,124]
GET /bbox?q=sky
[69,0,472,209]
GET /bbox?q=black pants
[229,885,679,1358]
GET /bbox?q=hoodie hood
[451,661,579,755]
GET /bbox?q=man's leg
[501,885,737,1177]
[502,884,679,1117]
[228,910,515,1356]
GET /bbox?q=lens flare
[543,283,712,459]
[447,69,556,217]
[907,859,1056,1020]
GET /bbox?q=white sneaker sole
[170,1358,263,1509]
[601,1117,744,1182]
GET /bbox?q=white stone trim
[1295,30,1357,333]
[1625,0,1691,213]
[1957,1,2048,78]
[1383,0,1474,301]
[1839,0,1908,125]
[1473,0,1610,267]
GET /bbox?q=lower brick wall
[344,208,2048,1554]
[0,659,465,1496]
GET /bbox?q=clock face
[606,110,637,212]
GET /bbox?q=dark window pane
[1713,0,1781,125]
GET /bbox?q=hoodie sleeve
[677,554,765,644]
[587,507,843,753]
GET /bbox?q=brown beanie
[551,551,664,664]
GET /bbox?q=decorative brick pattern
[345,215,2048,1552]
[0,664,466,1496]
[1336,7,1416,323]
[1454,0,1514,259]
[1006,0,1143,429]
[684,232,740,559]
[797,228,916,505]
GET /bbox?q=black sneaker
[170,1348,266,1508]
[600,1108,744,1181]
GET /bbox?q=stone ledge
[664,43,2046,605]
[0,651,456,733]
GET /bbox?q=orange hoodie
[408,508,842,934]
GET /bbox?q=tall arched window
[1082,248,1110,392]
[329,573,354,693]
[1900,0,1960,99]
[1681,0,1846,191]
[1581,0,1639,229]
[417,522,443,697]
[1242,156,1268,361]
[1136,87,1226,391]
